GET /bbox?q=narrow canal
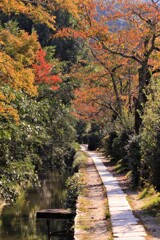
[0,170,73,240]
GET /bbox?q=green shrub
[112,130,130,162]
[65,172,84,209]
[82,134,88,144]
[140,80,160,190]
[76,121,91,144]
[88,132,101,150]
[72,151,88,172]
[125,134,141,187]
[102,131,117,156]
[65,151,87,209]
[64,147,76,167]
[141,127,160,190]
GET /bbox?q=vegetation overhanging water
[0,169,72,240]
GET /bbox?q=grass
[74,151,113,239]
[72,151,88,171]
[78,196,91,212]
[138,185,155,200]
[105,208,111,220]
[74,179,92,232]
[105,198,111,220]
[71,142,81,151]
[135,185,160,216]
[141,193,160,210]
[114,159,128,174]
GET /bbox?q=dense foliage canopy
[55,0,160,189]
[0,0,160,201]
[0,0,78,202]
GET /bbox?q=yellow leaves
[0,102,19,123]
[56,0,92,20]
[0,51,15,78]
[56,0,81,19]
[10,68,37,96]
[27,5,56,30]
[0,1,59,123]
[0,67,35,94]
[0,40,5,45]
[0,27,40,122]
[0,90,19,123]
[0,29,40,66]
[54,27,87,39]
[0,50,37,121]
[0,91,19,123]
[0,49,37,96]
[0,0,56,30]
[0,0,27,15]
[0,91,8,102]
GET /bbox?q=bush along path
[81,145,147,240]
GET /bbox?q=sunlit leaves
[0,0,78,203]
[0,0,56,29]
[33,48,62,90]
[56,0,160,131]
[0,27,39,122]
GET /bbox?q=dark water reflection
[0,170,73,240]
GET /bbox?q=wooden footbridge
[36,208,75,240]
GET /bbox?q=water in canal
[0,170,73,240]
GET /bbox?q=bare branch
[99,41,143,64]
[152,68,160,74]
[93,98,125,127]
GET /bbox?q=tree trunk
[111,73,122,117]
[135,65,151,134]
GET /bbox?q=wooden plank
[36,208,76,219]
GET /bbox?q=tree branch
[99,41,143,64]
[152,68,160,74]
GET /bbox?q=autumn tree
[33,48,62,90]
[0,0,56,29]
[98,0,160,134]
[56,0,160,134]
[0,22,39,122]
[0,1,79,202]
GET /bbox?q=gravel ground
[74,155,112,240]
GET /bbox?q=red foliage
[33,49,62,90]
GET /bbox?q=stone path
[81,146,147,240]
[74,152,112,240]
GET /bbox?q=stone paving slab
[111,219,138,226]
[108,199,130,207]
[114,238,145,240]
[86,149,147,240]
[111,212,135,220]
[113,224,146,233]
[107,190,125,196]
[114,232,147,237]
[109,206,131,211]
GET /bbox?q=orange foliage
[0,29,39,95]
[0,0,56,29]
[33,48,62,90]
[57,0,160,125]
[0,29,40,122]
